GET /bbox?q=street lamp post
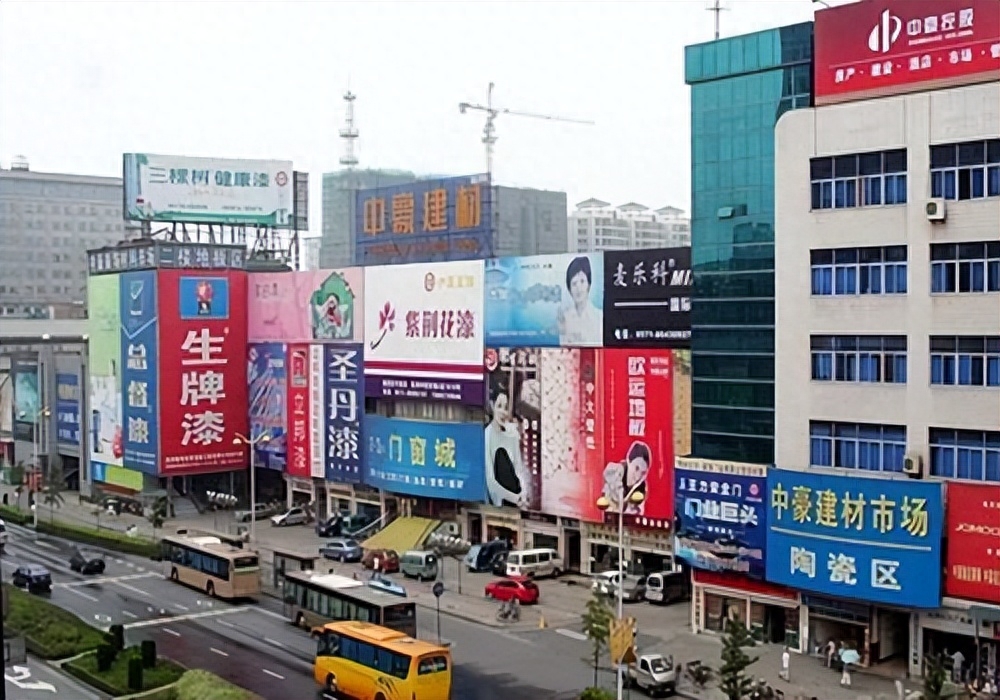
[19,407,50,529]
[596,482,645,700]
[232,432,270,543]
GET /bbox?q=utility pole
[707,0,729,40]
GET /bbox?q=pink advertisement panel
[248,269,363,344]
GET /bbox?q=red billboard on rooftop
[814,0,1000,105]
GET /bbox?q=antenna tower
[707,0,729,40]
[339,90,359,169]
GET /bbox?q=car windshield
[27,566,49,575]
[345,540,359,548]
[524,582,539,592]
[650,658,669,673]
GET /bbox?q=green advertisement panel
[88,274,123,468]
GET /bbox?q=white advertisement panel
[363,261,485,406]
[123,153,293,227]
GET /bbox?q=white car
[592,570,647,602]
[270,506,308,527]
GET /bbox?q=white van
[0,518,7,548]
[505,548,563,578]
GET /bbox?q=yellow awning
[362,517,440,554]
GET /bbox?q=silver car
[320,538,363,562]
[592,571,648,602]
[270,506,308,527]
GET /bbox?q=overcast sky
[0,0,818,233]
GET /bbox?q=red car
[485,576,540,605]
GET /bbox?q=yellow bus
[314,620,452,700]
[160,533,261,599]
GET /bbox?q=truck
[626,653,677,697]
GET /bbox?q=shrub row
[173,670,265,700]
[64,645,184,697]
[0,505,159,557]
[2,584,106,659]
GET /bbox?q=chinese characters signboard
[355,174,493,266]
[765,469,943,608]
[285,345,312,479]
[55,373,81,446]
[247,343,287,471]
[123,153,293,227]
[119,271,159,473]
[87,275,123,468]
[814,1,1000,105]
[248,269,363,343]
[364,415,485,501]
[363,260,485,406]
[323,345,363,484]
[945,482,1000,604]
[674,458,768,578]
[603,248,691,348]
[88,242,245,277]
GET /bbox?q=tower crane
[458,82,594,176]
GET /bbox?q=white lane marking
[262,669,285,680]
[210,647,229,657]
[58,572,157,588]
[34,540,58,551]
[174,604,190,611]
[126,562,135,569]
[64,587,100,603]
[163,628,181,637]
[218,620,234,628]
[113,581,151,597]
[122,611,138,619]
[556,628,588,641]
[249,607,286,621]
[124,607,245,629]
[136,567,145,572]
[115,559,125,565]
[264,638,284,648]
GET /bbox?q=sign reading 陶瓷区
[814,1,1000,105]
[119,270,160,473]
[324,345,364,484]
[123,153,293,227]
[363,260,485,406]
[603,248,690,348]
[765,469,943,608]
[55,373,81,446]
[945,482,1000,604]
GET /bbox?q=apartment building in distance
[569,198,690,252]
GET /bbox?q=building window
[811,149,907,210]
[930,139,1000,200]
[810,335,907,384]
[930,336,1000,387]
[810,421,906,472]
[930,428,1000,482]
[811,245,907,296]
[930,242,1000,293]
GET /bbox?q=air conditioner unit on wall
[903,453,924,479]
[926,198,947,222]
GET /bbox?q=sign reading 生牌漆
[765,469,943,608]
[123,153,293,227]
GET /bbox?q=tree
[922,652,951,700]
[581,591,614,688]
[717,619,759,700]
[40,465,65,523]
[146,496,168,538]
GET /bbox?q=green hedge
[173,670,264,700]
[0,505,159,557]
[2,584,107,659]
[64,647,184,697]
[0,504,30,525]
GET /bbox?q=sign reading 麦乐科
[603,248,691,348]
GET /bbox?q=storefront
[462,504,520,547]
[694,570,801,649]
[285,476,316,509]
[913,601,1000,680]
[584,522,672,576]
[321,481,355,519]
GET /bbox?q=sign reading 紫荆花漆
[764,468,943,608]
[814,1,1000,105]
[324,344,364,484]
[603,248,690,349]
[119,271,160,474]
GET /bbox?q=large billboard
[355,175,493,266]
[945,482,1000,604]
[814,1,1000,106]
[248,269,364,343]
[87,242,246,277]
[119,270,160,474]
[363,261,485,406]
[88,274,124,468]
[247,343,287,471]
[285,344,313,479]
[55,373,81,447]
[765,469,943,608]
[12,358,39,443]
[157,270,249,474]
[674,458,768,579]
[364,415,485,501]
[323,344,364,484]
[485,253,604,348]
[123,153,293,227]
[603,248,690,348]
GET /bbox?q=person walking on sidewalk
[779,646,791,682]
[825,639,837,668]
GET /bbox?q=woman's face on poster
[627,454,650,486]
[493,393,510,422]
[569,270,590,305]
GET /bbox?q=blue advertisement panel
[55,373,81,446]
[324,344,363,483]
[484,253,605,347]
[12,358,39,442]
[765,469,944,609]
[119,270,160,474]
[354,174,493,266]
[178,276,230,320]
[673,458,768,579]
[364,415,485,501]
[247,343,287,471]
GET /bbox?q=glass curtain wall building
[684,23,813,464]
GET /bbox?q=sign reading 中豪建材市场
[88,242,246,277]
[765,468,943,608]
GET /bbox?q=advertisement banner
[364,261,485,406]
[355,174,493,266]
[12,359,39,443]
[945,482,1000,603]
[484,348,542,510]
[364,415,485,500]
[485,253,605,348]
[324,344,364,484]
[55,374,81,446]
[247,343,287,471]
[123,153,293,227]
[765,469,944,608]
[157,270,248,474]
[673,458,768,579]
[814,1,1000,105]
[285,344,312,479]
[119,270,160,473]
[602,349,674,529]
[0,370,12,436]
[248,269,363,343]
[88,242,246,277]
[603,248,691,348]
[88,274,124,468]
[310,346,325,479]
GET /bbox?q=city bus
[282,570,417,638]
[160,533,261,599]
[314,620,452,700]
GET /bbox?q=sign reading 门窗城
[123,153,293,227]
[814,1,1000,105]
[765,469,943,608]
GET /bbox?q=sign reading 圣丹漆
[323,344,364,484]
[603,248,691,348]
[765,468,943,608]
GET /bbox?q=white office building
[569,199,690,252]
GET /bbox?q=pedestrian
[826,639,837,668]
[780,646,791,682]
[840,660,852,687]
[951,649,965,683]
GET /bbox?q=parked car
[316,512,376,538]
[464,539,509,573]
[234,503,279,523]
[484,576,540,605]
[627,653,677,697]
[362,549,399,573]
[367,575,407,597]
[0,518,8,549]
[645,571,689,605]
[592,571,647,602]
[12,564,52,593]
[320,538,363,562]
[270,506,308,527]
[490,551,509,576]
[399,551,439,581]
[505,548,563,578]
[69,548,106,575]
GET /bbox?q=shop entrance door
[468,513,483,543]
[765,606,787,644]
[564,529,581,572]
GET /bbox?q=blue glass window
[811,246,907,297]
[810,421,906,472]
[931,428,1000,483]
[930,336,1000,388]
[812,149,907,210]
[930,140,1000,201]
[930,242,1000,294]
[812,336,906,385]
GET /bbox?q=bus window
[233,555,258,570]
[383,604,415,627]
[374,648,410,679]
[418,655,449,675]
[318,632,340,657]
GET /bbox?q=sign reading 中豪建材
[765,468,943,608]
[603,248,691,349]
[123,153,293,227]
